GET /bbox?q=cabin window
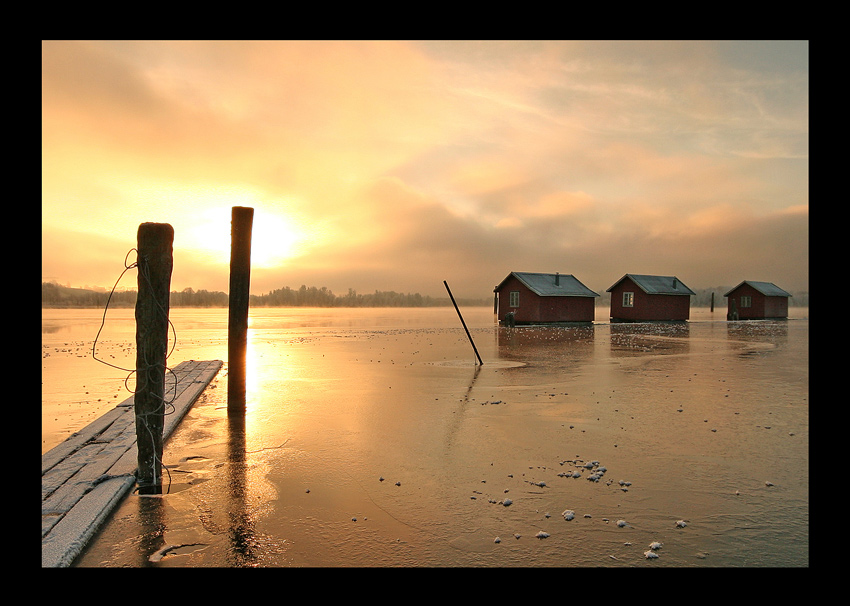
[740,296,752,308]
[509,291,520,307]
[623,292,634,307]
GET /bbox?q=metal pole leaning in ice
[444,280,483,366]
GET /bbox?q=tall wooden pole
[134,222,173,495]
[228,206,254,413]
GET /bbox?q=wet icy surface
[43,307,809,567]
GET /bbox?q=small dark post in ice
[444,280,483,366]
[228,206,254,413]
[134,222,174,495]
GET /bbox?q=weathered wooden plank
[42,443,108,501]
[163,362,222,437]
[41,359,223,568]
[41,474,137,568]
[41,405,130,475]
[107,442,139,478]
[41,409,136,502]
[42,360,221,497]
[42,360,220,476]
[95,409,135,443]
[42,432,137,518]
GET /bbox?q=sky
[42,40,809,300]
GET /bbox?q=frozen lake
[42,306,808,567]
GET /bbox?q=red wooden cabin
[607,274,694,322]
[494,272,598,325]
[724,280,791,320]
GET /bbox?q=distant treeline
[251,285,461,307]
[42,282,137,308]
[41,282,488,308]
[41,281,808,309]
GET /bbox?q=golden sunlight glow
[183,204,307,269]
[246,212,305,268]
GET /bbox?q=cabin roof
[494,272,599,297]
[606,273,695,296]
[723,280,792,298]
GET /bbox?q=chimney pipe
[555,272,560,286]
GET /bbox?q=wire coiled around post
[90,247,180,492]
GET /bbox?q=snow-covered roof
[606,274,695,296]
[723,281,792,298]
[495,272,599,297]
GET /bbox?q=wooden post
[134,222,174,495]
[444,280,483,365]
[710,291,715,312]
[228,206,254,413]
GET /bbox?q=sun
[249,212,304,268]
[184,206,306,269]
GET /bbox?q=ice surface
[43,306,808,567]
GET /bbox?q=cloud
[42,227,138,289]
[42,41,808,299]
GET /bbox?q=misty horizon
[41,278,809,308]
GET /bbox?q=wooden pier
[42,359,223,568]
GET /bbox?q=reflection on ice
[428,359,526,368]
[609,322,691,357]
[43,307,808,567]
